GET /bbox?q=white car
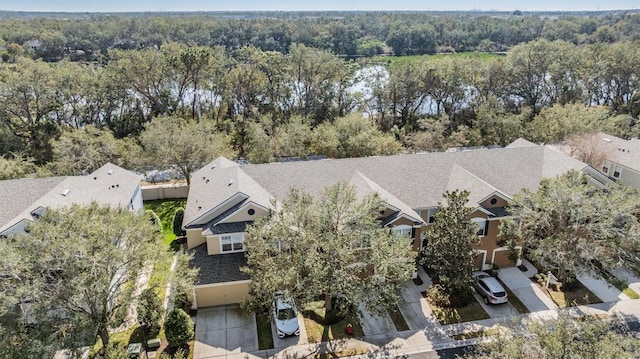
[273,291,300,338]
[472,271,508,305]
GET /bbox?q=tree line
[2,39,640,178]
[2,11,640,61]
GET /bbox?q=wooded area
[1,11,640,176]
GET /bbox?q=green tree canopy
[139,116,236,184]
[48,125,142,175]
[421,190,480,307]
[501,170,640,281]
[0,203,162,357]
[243,181,416,314]
[164,309,194,348]
[466,313,640,359]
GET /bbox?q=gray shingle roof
[183,157,274,228]
[189,245,250,285]
[0,163,142,234]
[0,176,67,229]
[349,171,423,224]
[506,138,538,148]
[597,132,640,171]
[239,146,588,210]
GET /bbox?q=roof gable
[0,163,142,235]
[349,171,424,224]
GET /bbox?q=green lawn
[540,281,603,308]
[495,277,530,314]
[301,301,364,343]
[144,200,186,246]
[430,301,490,325]
[256,313,274,350]
[598,269,640,299]
[389,305,410,331]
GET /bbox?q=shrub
[172,208,185,237]
[145,209,162,233]
[164,309,194,348]
[137,286,162,333]
[427,284,451,307]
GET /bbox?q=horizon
[1,1,639,13]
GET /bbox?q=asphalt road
[406,345,475,359]
[403,319,640,359]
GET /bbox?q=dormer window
[427,208,438,224]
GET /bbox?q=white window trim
[602,160,611,175]
[612,164,621,179]
[219,233,245,253]
[471,217,488,237]
[427,208,438,224]
[393,224,412,238]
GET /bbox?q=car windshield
[277,308,296,320]
[494,291,507,297]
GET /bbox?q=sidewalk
[231,298,640,359]
[577,271,630,302]
[196,265,640,358]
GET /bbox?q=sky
[2,0,639,13]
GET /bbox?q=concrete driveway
[577,272,630,302]
[272,313,308,349]
[615,268,640,296]
[194,305,258,359]
[499,267,557,312]
[472,292,519,318]
[359,303,397,336]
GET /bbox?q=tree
[48,126,142,175]
[137,287,162,333]
[0,203,162,357]
[565,132,611,168]
[0,58,62,162]
[501,170,640,281]
[310,113,402,159]
[170,251,198,311]
[164,309,194,348]
[466,313,640,359]
[527,104,611,143]
[5,43,23,62]
[243,182,416,314]
[421,190,480,307]
[0,153,38,180]
[140,116,236,184]
[172,207,185,237]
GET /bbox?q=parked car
[273,291,300,338]
[472,271,508,305]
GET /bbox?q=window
[471,218,488,237]
[393,225,414,246]
[602,161,610,175]
[272,240,290,252]
[613,165,621,179]
[393,225,412,238]
[220,234,244,253]
[427,208,438,224]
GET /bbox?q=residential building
[594,133,640,191]
[0,163,144,237]
[184,142,609,309]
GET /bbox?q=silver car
[472,271,508,305]
[273,291,300,338]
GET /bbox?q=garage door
[195,280,251,308]
[493,249,517,268]
[474,253,485,270]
